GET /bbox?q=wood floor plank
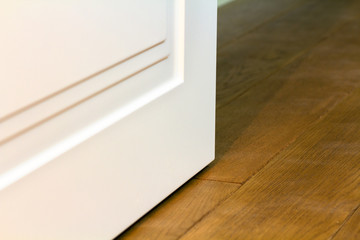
[331,205,360,240]
[217,0,310,48]
[180,87,360,240]
[216,0,360,108]
[115,180,239,240]
[197,19,360,183]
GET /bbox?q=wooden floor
[116,0,360,239]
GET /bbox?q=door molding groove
[0,56,169,146]
[0,40,166,123]
[0,40,169,144]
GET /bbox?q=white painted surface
[0,41,170,144]
[0,0,167,119]
[0,0,217,239]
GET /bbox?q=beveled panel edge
[0,40,166,123]
[0,56,169,146]
[0,41,169,144]
[0,67,183,192]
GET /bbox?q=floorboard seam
[180,86,360,240]
[176,184,242,240]
[231,81,360,186]
[178,103,336,238]
[329,204,360,239]
[194,176,243,185]
[196,46,359,186]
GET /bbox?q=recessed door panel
[0,0,167,119]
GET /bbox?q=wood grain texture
[198,13,360,183]
[115,180,239,240]
[216,0,360,108]
[332,205,360,240]
[181,87,360,240]
[217,0,310,48]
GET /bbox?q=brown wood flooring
[116,0,360,239]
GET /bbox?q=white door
[0,0,217,239]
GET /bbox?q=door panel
[0,0,168,119]
[0,0,217,239]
